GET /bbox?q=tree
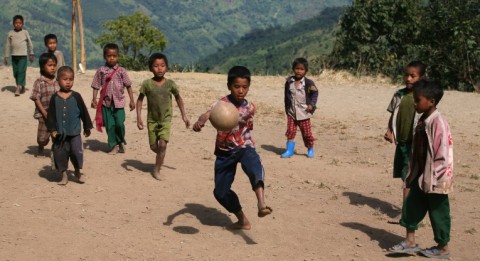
[96,12,167,70]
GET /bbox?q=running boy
[384,61,426,223]
[47,66,92,185]
[44,34,65,68]
[193,66,272,230]
[91,43,135,154]
[30,53,59,157]
[281,57,318,158]
[136,53,190,180]
[4,15,34,96]
[389,79,453,259]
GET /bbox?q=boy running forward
[47,66,92,185]
[4,15,34,96]
[193,66,272,230]
[136,53,190,180]
[384,61,426,223]
[91,43,135,154]
[389,79,453,259]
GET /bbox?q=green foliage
[329,0,480,91]
[199,7,346,75]
[96,12,167,71]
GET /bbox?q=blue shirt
[54,95,82,136]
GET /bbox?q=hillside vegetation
[0,0,350,68]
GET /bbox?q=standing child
[281,57,318,158]
[44,34,65,68]
[389,79,453,259]
[91,43,135,154]
[47,66,93,185]
[384,61,426,223]
[30,53,59,157]
[136,53,190,180]
[193,66,273,230]
[3,15,34,96]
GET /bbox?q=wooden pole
[71,0,77,74]
[77,0,86,72]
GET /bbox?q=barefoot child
[47,66,92,185]
[30,53,59,157]
[389,79,453,259]
[384,61,426,223]
[193,66,272,230]
[44,34,65,68]
[136,53,190,180]
[91,43,135,154]
[281,57,318,158]
[3,15,34,96]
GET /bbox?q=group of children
[5,14,453,257]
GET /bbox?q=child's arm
[91,88,99,108]
[174,94,190,128]
[4,34,10,65]
[26,31,34,63]
[33,99,48,119]
[193,111,211,132]
[126,86,135,111]
[136,93,145,130]
[384,114,394,143]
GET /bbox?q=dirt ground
[0,65,478,260]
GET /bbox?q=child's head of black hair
[413,79,444,105]
[13,15,23,23]
[103,43,119,58]
[44,34,58,46]
[148,53,169,70]
[227,66,251,86]
[39,52,57,75]
[57,66,74,78]
[407,61,426,77]
[292,57,309,72]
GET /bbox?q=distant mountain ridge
[0,0,350,69]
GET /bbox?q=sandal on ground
[419,246,450,259]
[258,206,273,217]
[389,241,420,255]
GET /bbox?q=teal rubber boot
[281,141,296,158]
[307,147,314,158]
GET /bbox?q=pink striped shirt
[91,64,132,108]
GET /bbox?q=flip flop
[419,246,450,259]
[258,206,273,217]
[389,241,420,255]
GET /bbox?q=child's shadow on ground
[260,144,284,156]
[38,166,60,182]
[343,191,400,218]
[341,222,403,251]
[164,203,257,244]
[1,85,16,93]
[83,139,108,152]
[121,159,175,173]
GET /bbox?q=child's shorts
[147,121,171,145]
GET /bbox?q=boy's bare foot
[57,171,68,186]
[152,167,164,180]
[118,144,126,153]
[14,86,20,96]
[227,220,251,230]
[74,169,85,184]
[258,206,273,217]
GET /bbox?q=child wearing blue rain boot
[281,57,318,158]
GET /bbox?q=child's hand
[3,57,8,65]
[129,100,135,111]
[137,119,144,130]
[42,112,48,119]
[183,116,190,128]
[91,99,97,109]
[29,54,34,63]
[50,131,58,140]
[306,105,314,113]
[84,129,91,137]
[193,121,204,132]
[384,129,393,143]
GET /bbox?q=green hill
[0,0,350,69]
[198,6,345,75]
